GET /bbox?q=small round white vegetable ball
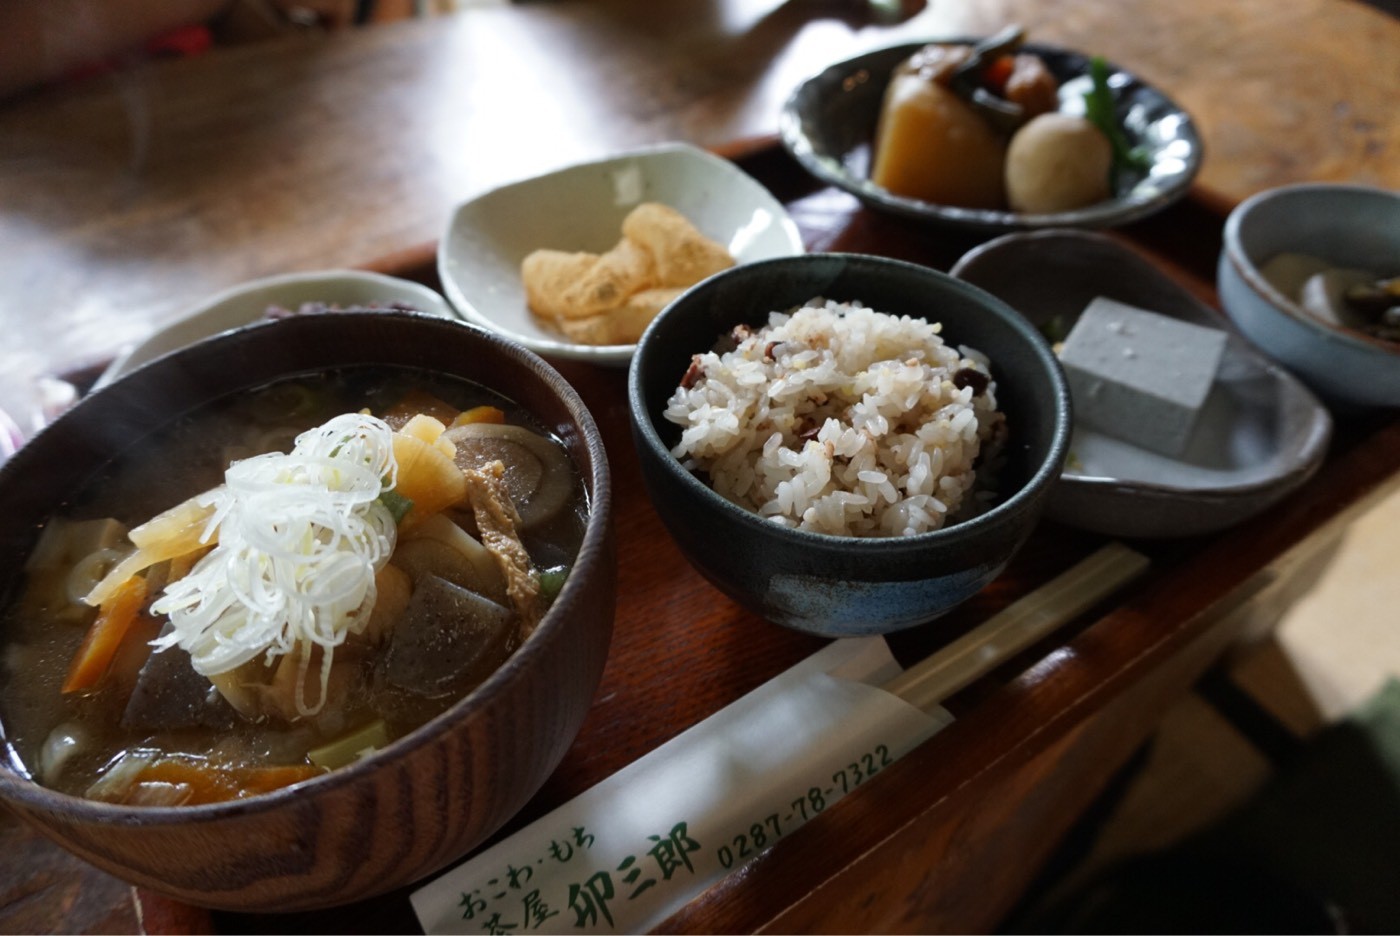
[1005,113,1113,213]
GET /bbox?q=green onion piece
[1040,314,1071,344]
[308,719,390,770]
[378,489,414,525]
[1083,56,1152,184]
[539,565,569,601]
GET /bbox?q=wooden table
[0,1,1397,933]
[0,0,1394,413]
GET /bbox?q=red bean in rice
[664,299,1006,537]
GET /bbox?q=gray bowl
[627,253,1070,637]
[1218,182,1400,409]
[780,41,1203,233]
[953,230,1332,539]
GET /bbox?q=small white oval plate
[95,270,458,389]
[437,142,806,367]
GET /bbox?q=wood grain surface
[0,314,618,915]
[0,0,1393,397]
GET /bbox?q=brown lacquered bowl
[0,312,615,912]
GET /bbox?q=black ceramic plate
[779,41,1203,232]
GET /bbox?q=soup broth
[0,367,586,804]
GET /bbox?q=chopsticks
[884,542,1151,713]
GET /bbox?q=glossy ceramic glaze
[1218,183,1400,409]
[438,142,805,367]
[780,41,1202,233]
[628,253,1070,637]
[0,313,615,912]
[953,229,1332,538]
[95,270,459,389]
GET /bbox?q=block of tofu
[1059,297,1228,457]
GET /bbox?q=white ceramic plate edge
[94,270,459,390]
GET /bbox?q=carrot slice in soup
[62,576,147,694]
[451,405,506,428]
[132,758,325,804]
[233,764,326,799]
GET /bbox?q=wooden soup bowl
[0,312,615,912]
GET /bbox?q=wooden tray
[7,142,1400,935]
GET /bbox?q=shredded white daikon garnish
[150,413,399,716]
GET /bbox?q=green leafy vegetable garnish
[378,489,414,525]
[1083,56,1151,186]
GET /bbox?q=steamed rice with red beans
[664,299,1006,537]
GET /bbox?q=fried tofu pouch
[555,287,685,345]
[521,202,735,345]
[521,250,598,322]
[557,236,656,318]
[521,240,657,324]
[620,203,735,288]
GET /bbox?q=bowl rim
[953,227,1334,501]
[1221,181,1400,359]
[778,39,1204,232]
[436,141,806,366]
[94,269,461,391]
[627,251,1072,554]
[0,310,614,826]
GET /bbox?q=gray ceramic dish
[952,230,1332,539]
[780,41,1202,233]
[1218,182,1400,409]
[628,253,1070,638]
